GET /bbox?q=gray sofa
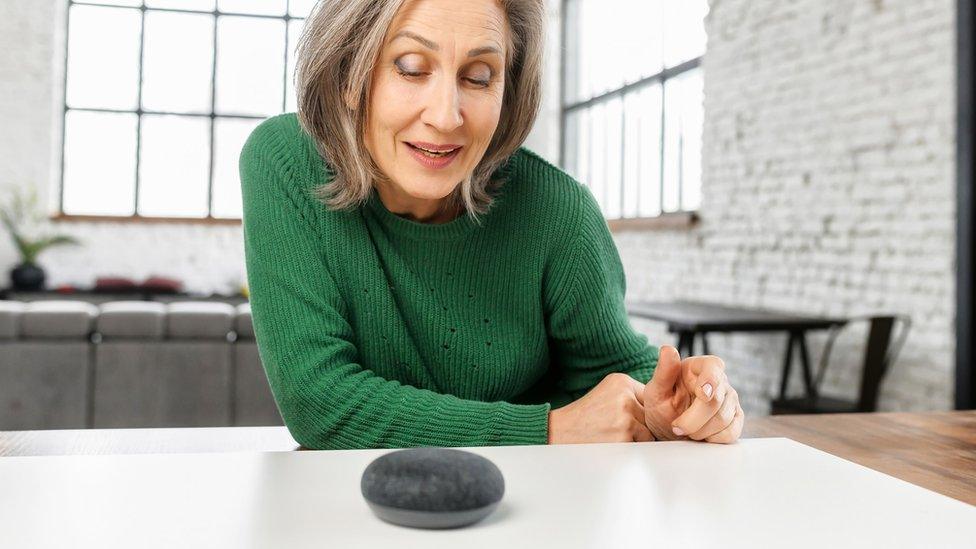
[0,300,282,431]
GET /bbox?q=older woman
[239,0,744,450]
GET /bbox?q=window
[560,0,708,219]
[59,0,317,220]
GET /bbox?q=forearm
[271,356,552,449]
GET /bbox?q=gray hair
[294,0,546,224]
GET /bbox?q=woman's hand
[642,345,745,444]
[548,373,654,444]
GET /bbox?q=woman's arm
[240,116,550,450]
[544,182,659,401]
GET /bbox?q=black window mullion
[134,1,146,216]
[207,10,219,219]
[59,2,73,214]
[74,1,285,20]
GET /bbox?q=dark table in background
[627,300,847,401]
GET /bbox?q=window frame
[558,0,703,229]
[56,0,305,224]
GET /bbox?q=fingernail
[702,383,713,398]
[672,426,684,436]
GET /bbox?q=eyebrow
[391,30,502,58]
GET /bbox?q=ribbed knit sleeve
[544,184,660,403]
[240,118,550,449]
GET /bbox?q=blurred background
[0,0,970,431]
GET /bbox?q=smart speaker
[361,447,505,529]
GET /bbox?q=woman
[239,0,744,450]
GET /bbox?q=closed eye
[395,67,491,89]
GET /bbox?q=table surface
[626,299,846,331]
[1,410,974,507]
[1,435,973,549]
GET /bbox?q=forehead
[386,0,508,50]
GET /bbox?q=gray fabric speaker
[361,447,505,529]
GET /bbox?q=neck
[374,183,461,224]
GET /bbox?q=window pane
[561,110,580,179]
[663,68,703,213]
[142,11,214,114]
[138,115,210,217]
[576,108,591,190]
[66,5,141,110]
[663,0,708,68]
[288,0,317,18]
[588,102,607,213]
[564,0,663,105]
[621,90,641,218]
[216,0,285,16]
[216,16,286,116]
[285,18,306,113]
[212,118,261,218]
[621,0,663,86]
[83,0,141,6]
[603,96,623,219]
[638,84,663,217]
[680,70,704,211]
[145,0,216,10]
[62,111,137,216]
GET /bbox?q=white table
[0,437,972,548]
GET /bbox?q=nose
[420,74,463,133]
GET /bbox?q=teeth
[412,144,457,157]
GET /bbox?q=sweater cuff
[490,402,551,446]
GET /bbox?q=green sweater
[239,113,659,450]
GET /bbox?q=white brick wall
[1,0,957,413]
[618,0,956,414]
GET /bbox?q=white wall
[0,0,958,413]
[620,0,956,414]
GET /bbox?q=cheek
[367,77,415,148]
[466,95,503,145]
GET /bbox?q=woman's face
[363,0,508,217]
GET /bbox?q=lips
[404,141,462,169]
[407,141,463,154]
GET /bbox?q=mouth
[403,141,463,169]
[405,142,463,157]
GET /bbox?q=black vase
[10,262,45,291]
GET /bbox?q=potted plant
[0,186,81,291]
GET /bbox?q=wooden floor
[743,410,976,505]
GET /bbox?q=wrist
[547,408,561,445]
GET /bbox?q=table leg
[700,333,710,355]
[676,331,693,356]
[779,332,796,400]
[797,332,818,400]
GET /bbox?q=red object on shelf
[140,276,183,294]
[53,284,78,294]
[94,277,139,292]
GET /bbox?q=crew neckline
[363,187,482,241]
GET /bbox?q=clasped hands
[548,345,745,444]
